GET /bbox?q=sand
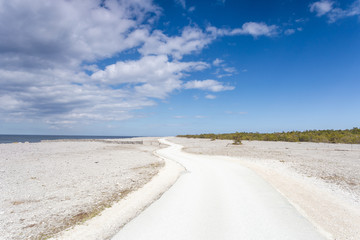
[0,138,166,240]
[170,137,360,240]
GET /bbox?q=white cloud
[91,55,209,99]
[134,78,182,99]
[205,94,216,99]
[183,79,234,92]
[139,27,214,59]
[284,29,296,35]
[175,0,186,9]
[188,6,196,12]
[213,58,224,66]
[0,0,276,128]
[140,23,279,60]
[223,67,236,73]
[212,60,238,78]
[233,22,279,37]
[0,0,163,124]
[0,68,157,124]
[207,22,278,38]
[92,55,207,84]
[0,0,159,70]
[295,18,306,23]
[310,0,334,16]
[310,0,360,22]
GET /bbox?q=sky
[0,0,359,136]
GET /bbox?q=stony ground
[171,137,360,202]
[0,138,163,240]
[170,137,360,240]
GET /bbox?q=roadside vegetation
[178,127,360,144]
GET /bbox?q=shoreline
[2,137,359,239]
[0,138,170,239]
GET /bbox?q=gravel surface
[171,137,360,202]
[170,137,360,240]
[113,139,326,240]
[0,138,163,240]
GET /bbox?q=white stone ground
[2,137,359,240]
[113,139,326,240]
[170,137,360,240]
[0,138,164,240]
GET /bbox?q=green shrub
[178,127,360,144]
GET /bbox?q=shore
[170,137,360,240]
[2,137,360,239]
[0,138,166,240]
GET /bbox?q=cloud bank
[0,0,281,128]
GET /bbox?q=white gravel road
[112,139,326,240]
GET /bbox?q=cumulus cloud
[207,22,278,38]
[0,0,163,125]
[310,0,334,16]
[139,27,214,59]
[0,0,274,128]
[310,0,360,22]
[183,79,234,92]
[0,0,158,70]
[140,23,279,60]
[213,58,224,66]
[234,22,279,37]
[205,94,217,99]
[91,55,209,98]
[0,68,155,124]
[91,55,208,84]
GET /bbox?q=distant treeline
[178,127,360,144]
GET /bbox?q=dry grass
[320,174,358,187]
[11,201,26,206]
[33,188,133,240]
[11,199,40,206]
[34,162,163,240]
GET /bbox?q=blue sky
[0,0,359,136]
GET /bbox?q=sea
[0,135,135,144]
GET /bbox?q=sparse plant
[232,139,242,145]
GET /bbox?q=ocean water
[0,135,134,144]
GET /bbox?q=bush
[178,127,360,144]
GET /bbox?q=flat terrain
[0,138,163,240]
[170,137,360,240]
[113,139,325,240]
[2,137,359,239]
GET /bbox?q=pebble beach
[0,138,164,240]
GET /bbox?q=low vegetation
[178,127,360,144]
